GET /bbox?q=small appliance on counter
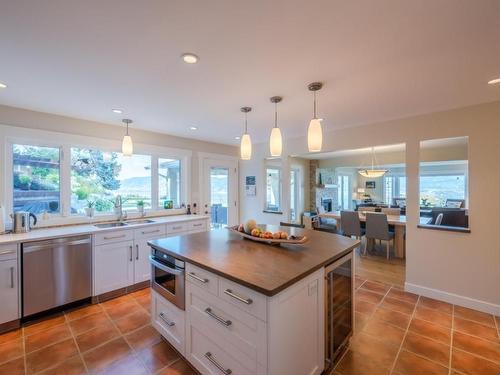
[10,211,37,233]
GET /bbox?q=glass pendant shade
[269,127,282,157]
[358,169,387,178]
[308,118,323,152]
[240,133,252,160]
[122,135,133,156]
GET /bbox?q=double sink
[94,219,155,228]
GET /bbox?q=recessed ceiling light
[0,82,7,89]
[488,78,500,85]
[182,53,199,64]
[189,126,198,130]
[112,109,123,114]
[235,136,241,140]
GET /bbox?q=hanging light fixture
[269,96,283,157]
[358,147,388,178]
[307,82,323,152]
[121,119,133,156]
[240,107,252,160]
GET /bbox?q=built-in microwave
[149,246,185,310]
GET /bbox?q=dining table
[318,211,432,258]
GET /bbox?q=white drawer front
[189,219,207,232]
[186,263,218,296]
[167,222,189,235]
[189,326,255,375]
[0,244,17,261]
[94,229,133,245]
[134,224,166,240]
[152,290,185,355]
[219,278,267,322]
[189,284,267,367]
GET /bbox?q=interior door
[201,158,238,229]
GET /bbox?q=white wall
[240,100,500,314]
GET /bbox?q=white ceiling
[0,1,499,145]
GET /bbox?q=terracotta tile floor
[0,281,498,374]
[0,288,198,375]
[332,277,500,375]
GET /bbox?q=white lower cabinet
[152,289,185,355]
[94,240,134,295]
[179,264,324,375]
[0,255,19,324]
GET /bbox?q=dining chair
[340,211,365,239]
[434,213,444,225]
[381,207,401,216]
[365,212,394,259]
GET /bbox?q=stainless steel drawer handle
[135,244,139,260]
[172,226,182,230]
[205,307,232,327]
[103,234,126,240]
[142,229,160,235]
[10,267,14,288]
[159,312,175,326]
[193,223,203,227]
[0,250,15,256]
[205,352,232,375]
[224,289,253,305]
[188,272,208,283]
[129,246,133,262]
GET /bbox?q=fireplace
[321,198,333,212]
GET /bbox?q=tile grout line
[22,326,27,375]
[64,310,90,374]
[388,295,420,375]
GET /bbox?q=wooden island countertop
[148,226,359,296]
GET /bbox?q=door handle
[129,246,133,262]
[205,308,232,327]
[224,289,253,305]
[10,267,14,288]
[135,244,139,260]
[188,272,208,283]
[159,312,175,326]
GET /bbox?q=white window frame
[2,125,191,226]
[264,166,282,213]
[337,174,351,210]
[289,168,300,222]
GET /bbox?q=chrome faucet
[114,195,127,221]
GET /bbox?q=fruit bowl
[227,225,308,245]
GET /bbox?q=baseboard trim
[405,282,500,316]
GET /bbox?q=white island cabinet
[0,244,20,325]
[153,263,325,375]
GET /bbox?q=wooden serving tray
[227,226,308,245]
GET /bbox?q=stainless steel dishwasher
[22,235,92,317]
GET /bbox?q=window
[13,144,61,214]
[420,175,466,207]
[158,158,181,209]
[71,148,151,214]
[265,167,281,212]
[337,175,350,210]
[210,167,229,228]
[398,177,407,198]
[384,176,394,204]
[290,169,299,222]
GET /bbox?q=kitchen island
[148,227,359,375]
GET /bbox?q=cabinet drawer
[189,325,255,375]
[188,284,267,367]
[219,278,267,322]
[94,229,133,245]
[189,219,207,232]
[0,244,17,261]
[186,263,218,296]
[134,225,166,240]
[166,222,189,235]
[152,290,185,355]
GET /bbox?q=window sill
[417,224,471,234]
[263,210,283,215]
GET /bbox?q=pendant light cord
[313,91,317,119]
[274,101,278,128]
[244,112,248,134]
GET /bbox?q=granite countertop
[0,214,209,245]
[149,226,359,296]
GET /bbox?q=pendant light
[358,147,388,178]
[121,119,133,156]
[240,107,252,160]
[269,96,283,157]
[307,82,323,152]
